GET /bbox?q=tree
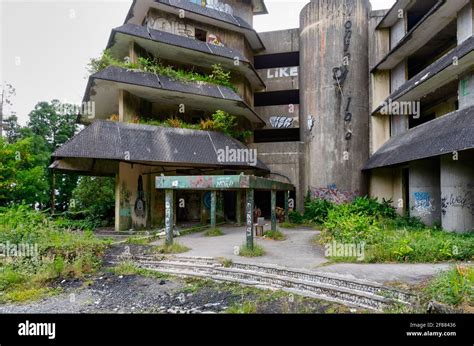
[3,114,22,143]
[71,176,115,225]
[0,83,16,138]
[27,100,80,212]
[0,135,50,207]
[27,100,78,151]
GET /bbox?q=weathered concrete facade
[52,0,473,234]
[300,0,370,201]
[366,0,474,233]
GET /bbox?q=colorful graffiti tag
[309,185,357,204]
[412,192,436,217]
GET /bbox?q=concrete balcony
[372,0,470,72]
[372,36,474,115]
[107,24,265,91]
[80,66,264,124]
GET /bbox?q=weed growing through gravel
[239,243,265,257]
[153,242,190,254]
[204,228,224,237]
[263,230,287,241]
[109,261,171,280]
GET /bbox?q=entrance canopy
[155,174,294,192]
[155,174,294,249]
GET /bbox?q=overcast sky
[0,0,395,125]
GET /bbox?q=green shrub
[349,196,396,219]
[288,211,304,224]
[321,204,381,244]
[304,198,334,224]
[424,266,473,307]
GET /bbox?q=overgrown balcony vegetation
[109,109,252,142]
[88,50,236,91]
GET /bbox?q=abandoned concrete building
[51,0,474,239]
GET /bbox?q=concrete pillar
[271,190,277,231]
[165,189,174,245]
[390,61,408,136]
[115,165,132,231]
[284,191,289,223]
[409,160,441,227]
[457,1,474,44]
[300,0,370,196]
[245,189,254,249]
[210,190,217,229]
[440,155,474,233]
[236,190,242,226]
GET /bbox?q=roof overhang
[252,0,268,15]
[52,120,270,173]
[375,0,411,29]
[372,0,469,71]
[372,36,474,115]
[81,66,264,124]
[156,174,294,191]
[364,106,474,170]
[124,0,265,51]
[107,24,265,91]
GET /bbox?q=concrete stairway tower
[299,0,370,198]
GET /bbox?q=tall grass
[0,205,109,303]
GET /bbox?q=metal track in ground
[108,255,416,311]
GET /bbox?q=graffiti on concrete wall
[266,67,298,79]
[134,175,146,218]
[309,185,357,204]
[412,192,436,217]
[441,192,473,216]
[270,116,293,129]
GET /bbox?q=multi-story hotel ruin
[52,0,474,239]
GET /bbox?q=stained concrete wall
[457,0,474,44]
[369,10,390,154]
[116,162,158,231]
[257,29,299,55]
[409,159,441,227]
[300,0,370,197]
[441,152,474,233]
[390,61,408,136]
[369,167,405,214]
[390,15,406,49]
[249,142,305,211]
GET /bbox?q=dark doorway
[223,191,236,221]
[402,168,410,215]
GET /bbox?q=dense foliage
[289,196,474,263]
[139,110,251,141]
[88,50,235,90]
[0,205,108,302]
[424,266,473,307]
